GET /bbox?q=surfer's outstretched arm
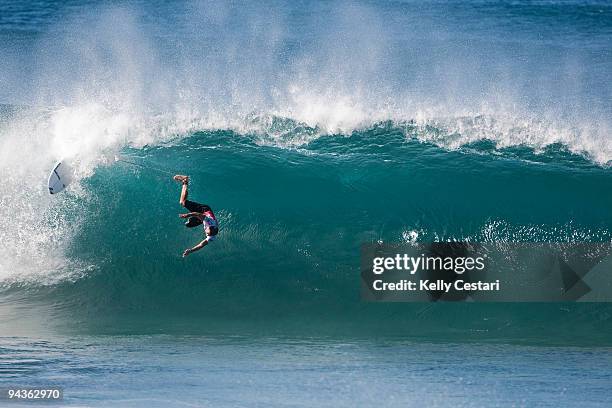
[183,239,209,257]
[179,212,202,218]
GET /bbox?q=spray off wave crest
[2,0,608,153]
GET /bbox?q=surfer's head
[206,226,219,237]
[185,217,202,228]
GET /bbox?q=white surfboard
[48,160,73,194]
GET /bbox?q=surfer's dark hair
[208,226,219,236]
[185,217,203,228]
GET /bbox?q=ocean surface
[1,0,611,406]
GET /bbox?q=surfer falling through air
[174,175,219,257]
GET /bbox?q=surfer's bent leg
[180,181,188,206]
[173,175,189,207]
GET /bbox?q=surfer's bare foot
[173,175,189,184]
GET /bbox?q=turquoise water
[1,0,612,406]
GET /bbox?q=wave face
[1,0,612,342]
[3,117,612,342]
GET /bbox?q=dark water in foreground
[1,335,611,407]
